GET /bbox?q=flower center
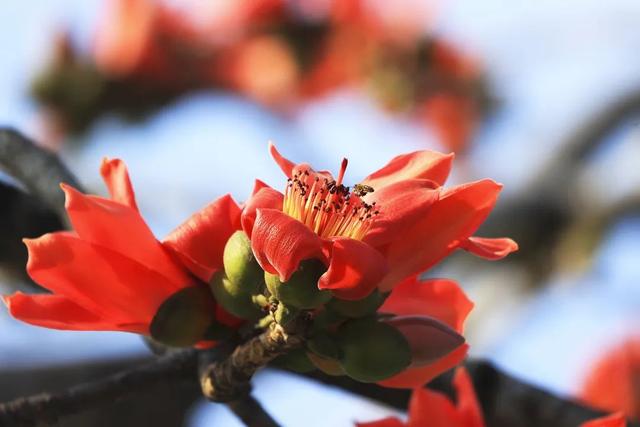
[283,159,380,240]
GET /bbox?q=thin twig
[0,349,197,427]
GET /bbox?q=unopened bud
[271,348,315,373]
[264,259,331,309]
[306,351,345,376]
[308,332,342,360]
[337,317,411,383]
[327,290,387,318]
[210,271,263,320]
[150,286,216,347]
[223,230,264,295]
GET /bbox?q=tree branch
[226,395,280,427]
[0,316,310,427]
[0,128,79,284]
[0,182,63,286]
[0,349,197,427]
[3,353,636,427]
[0,128,83,220]
[200,316,310,403]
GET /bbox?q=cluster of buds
[214,229,421,383]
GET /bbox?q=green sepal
[149,286,216,347]
[209,271,263,320]
[264,259,331,309]
[307,332,342,360]
[312,309,347,331]
[327,290,388,318]
[273,302,299,326]
[337,317,411,383]
[223,230,265,295]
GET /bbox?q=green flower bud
[150,286,216,347]
[307,351,345,376]
[223,230,264,295]
[209,271,263,320]
[327,290,388,318]
[337,317,411,383]
[308,332,342,360]
[312,309,347,331]
[271,348,315,373]
[264,259,331,309]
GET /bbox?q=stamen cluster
[283,160,379,240]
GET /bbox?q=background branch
[0,128,78,285]
[2,354,636,427]
[478,87,640,283]
[0,350,197,427]
[0,128,83,219]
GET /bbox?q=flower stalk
[199,312,312,403]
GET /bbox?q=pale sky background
[1,1,640,425]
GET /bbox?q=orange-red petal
[362,150,455,189]
[24,232,184,324]
[251,208,324,281]
[407,387,461,427]
[163,194,242,282]
[61,183,190,285]
[363,179,440,248]
[379,179,503,291]
[318,237,387,300]
[100,157,138,210]
[380,277,473,332]
[459,236,518,260]
[3,293,146,333]
[453,368,485,427]
[580,413,627,427]
[241,180,283,237]
[269,142,296,177]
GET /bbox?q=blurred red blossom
[580,338,640,421]
[34,0,488,152]
[357,367,627,427]
[356,367,485,427]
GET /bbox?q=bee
[353,184,375,197]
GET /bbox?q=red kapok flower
[357,367,627,427]
[580,338,640,421]
[356,367,485,427]
[244,143,517,301]
[3,158,242,344]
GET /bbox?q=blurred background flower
[1,0,640,425]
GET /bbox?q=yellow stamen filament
[282,159,380,240]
